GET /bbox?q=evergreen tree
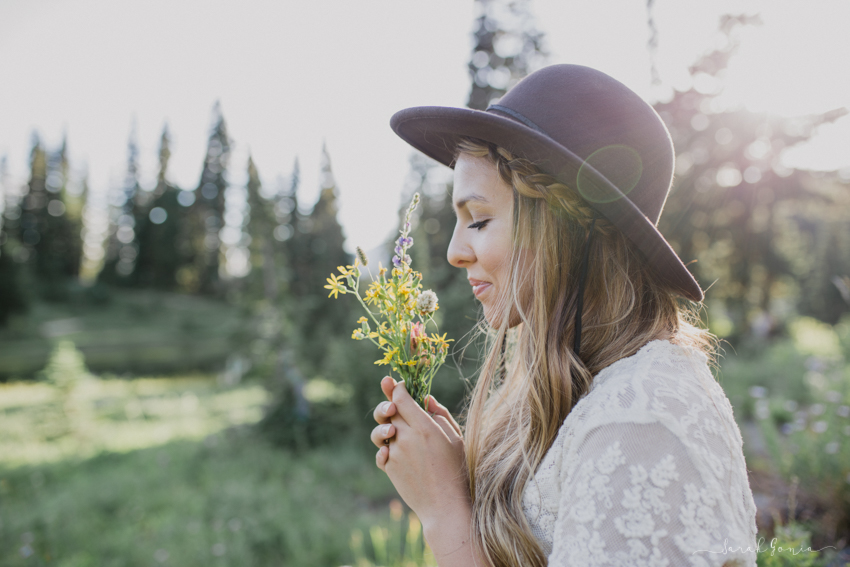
[0,155,28,324]
[182,103,231,295]
[12,135,80,298]
[244,155,280,301]
[466,0,547,110]
[272,157,300,286]
[288,144,351,371]
[134,125,188,290]
[652,15,850,336]
[54,137,84,281]
[100,128,143,285]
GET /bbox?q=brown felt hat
[390,64,703,302]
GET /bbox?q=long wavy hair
[455,137,715,567]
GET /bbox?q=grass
[0,434,396,566]
[4,314,850,565]
[0,290,243,379]
[0,373,267,466]
[0,373,398,567]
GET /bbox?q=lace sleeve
[547,421,756,567]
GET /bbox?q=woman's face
[447,153,518,328]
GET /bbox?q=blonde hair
[456,138,715,567]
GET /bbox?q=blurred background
[1,0,849,565]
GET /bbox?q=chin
[482,306,522,330]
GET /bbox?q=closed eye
[468,219,490,230]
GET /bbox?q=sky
[1,0,849,254]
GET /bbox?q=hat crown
[491,64,674,225]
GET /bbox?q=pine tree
[134,125,188,290]
[181,104,231,295]
[652,15,850,337]
[11,135,80,298]
[100,128,143,285]
[288,144,351,371]
[466,0,547,110]
[0,155,28,324]
[272,158,300,281]
[54,137,84,281]
[243,155,280,301]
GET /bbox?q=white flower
[415,290,438,314]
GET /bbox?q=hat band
[486,104,547,135]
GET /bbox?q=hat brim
[391,106,703,302]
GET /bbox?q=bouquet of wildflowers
[324,193,452,409]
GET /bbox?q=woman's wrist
[421,502,491,566]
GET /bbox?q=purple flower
[394,245,403,255]
[392,255,402,267]
[401,237,413,247]
[403,255,411,265]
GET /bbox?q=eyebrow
[453,194,489,210]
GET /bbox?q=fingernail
[379,401,390,414]
[382,424,391,436]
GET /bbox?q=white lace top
[521,339,758,566]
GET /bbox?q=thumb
[381,376,396,401]
[391,381,430,428]
[426,395,462,437]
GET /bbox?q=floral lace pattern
[521,340,758,566]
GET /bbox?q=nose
[447,220,474,268]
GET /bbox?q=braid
[457,138,615,237]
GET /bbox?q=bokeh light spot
[149,207,168,224]
[577,145,643,204]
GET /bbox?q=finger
[426,396,462,437]
[432,415,460,441]
[372,400,397,425]
[370,422,396,448]
[375,445,388,472]
[390,382,431,429]
[381,376,396,401]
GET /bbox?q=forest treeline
[1,4,849,441]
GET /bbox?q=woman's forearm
[422,506,493,567]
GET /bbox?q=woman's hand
[370,377,468,526]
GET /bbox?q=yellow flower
[357,316,368,324]
[365,283,382,305]
[398,280,413,299]
[430,332,452,350]
[324,274,346,299]
[375,348,398,366]
[351,329,365,340]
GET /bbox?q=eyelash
[468,219,490,231]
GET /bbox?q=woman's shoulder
[568,338,729,430]
[523,340,758,560]
[552,338,746,479]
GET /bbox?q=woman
[370,64,758,566]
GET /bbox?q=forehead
[452,153,512,207]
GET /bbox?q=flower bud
[415,290,438,315]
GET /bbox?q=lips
[468,278,492,299]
